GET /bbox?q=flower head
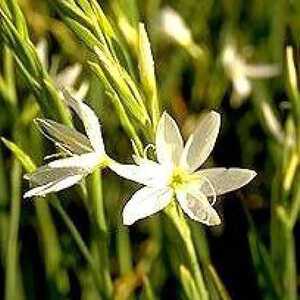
[157,7,202,58]
[222,45,280,107]
[24,90,108,198]
[36,39,89,100]
[158,7,192,47]
[111,111,256,226]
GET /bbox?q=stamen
[144,144,156,159]
[169,167,186,190]
[44,153,65,161]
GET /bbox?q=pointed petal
[24,165,85,185]
[196,168,257,196]
[176,190,221,225]
[62,89,105,155]
[56,63,82,88]
[36,118,93,155]
[244,64,280,78]
[24,166,85,198]
[48,152,100,171]
[73,82,89,100]
[156,112,184,166]
[233,76,251,98]
[36,39,49,71]
[123,187,172,225]
[24,174,83,198]
[181,111,220,172]
[110,159,169,188]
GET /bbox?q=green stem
[35,199,69,293]
[87,170,113,298]
[207,264,231,300]
[3,46,17,105]
[51,198,94,265]
[5,159,22,300]
[165,202,208,300]
[270,157,297,300]
[50,198,104,297]
[282,227,297,300]
[117,228,133,275]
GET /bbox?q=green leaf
[1,138,36,172]
[106,91,143,154]
[90,0,115,38]
[206,264,231,300]
[6,0,29,39]
[180,265,201,300]
[142,276,158,300]
[64,17,103,50]
[138,23,159,129]
[4,159,22,300]
[76,0,93,15]
[286,46,300,155]
[248,229,281,299]
[94,46,149,125]
[52,0,93,30]
[0,8,38,77]
[13,54,41,91]
[42,78,73,125]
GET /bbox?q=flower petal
[196,168,257,196]
[62,89,105,155]
[48,152,100,171]
[156,112,183,166]
[123,187,172,225]
[73,82,89,100]
[36,39,49,71]
[233,76,251,98]
[110,159,169,188]
[56,63,82,89]
[181,111,220,172]
[176,190,221,225]
[36,118,93,155]
[24,166,84,198]
[244,64,280,78]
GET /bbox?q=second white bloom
[24,90,107,198]
[111,111,256,226]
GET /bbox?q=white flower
[222,45,280,107]
[157,7,202,58]
[24,90,108,198]
[36,39,89,100]
[158,7,192,47]
[111,111,256,226]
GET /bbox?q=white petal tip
[245,169,257,183]
[23,191,33,198]
[209,110,221,122]
[209,214,221,226]
[161,111,173,122]
[24,190,46,199]
[123,215,135,226]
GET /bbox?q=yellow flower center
[168,167,188,190]
[97,155,112,169]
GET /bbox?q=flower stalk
[87,169,113,298]
[50,198,104,296]
[165,201,208,300]
[5,159,22,300]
